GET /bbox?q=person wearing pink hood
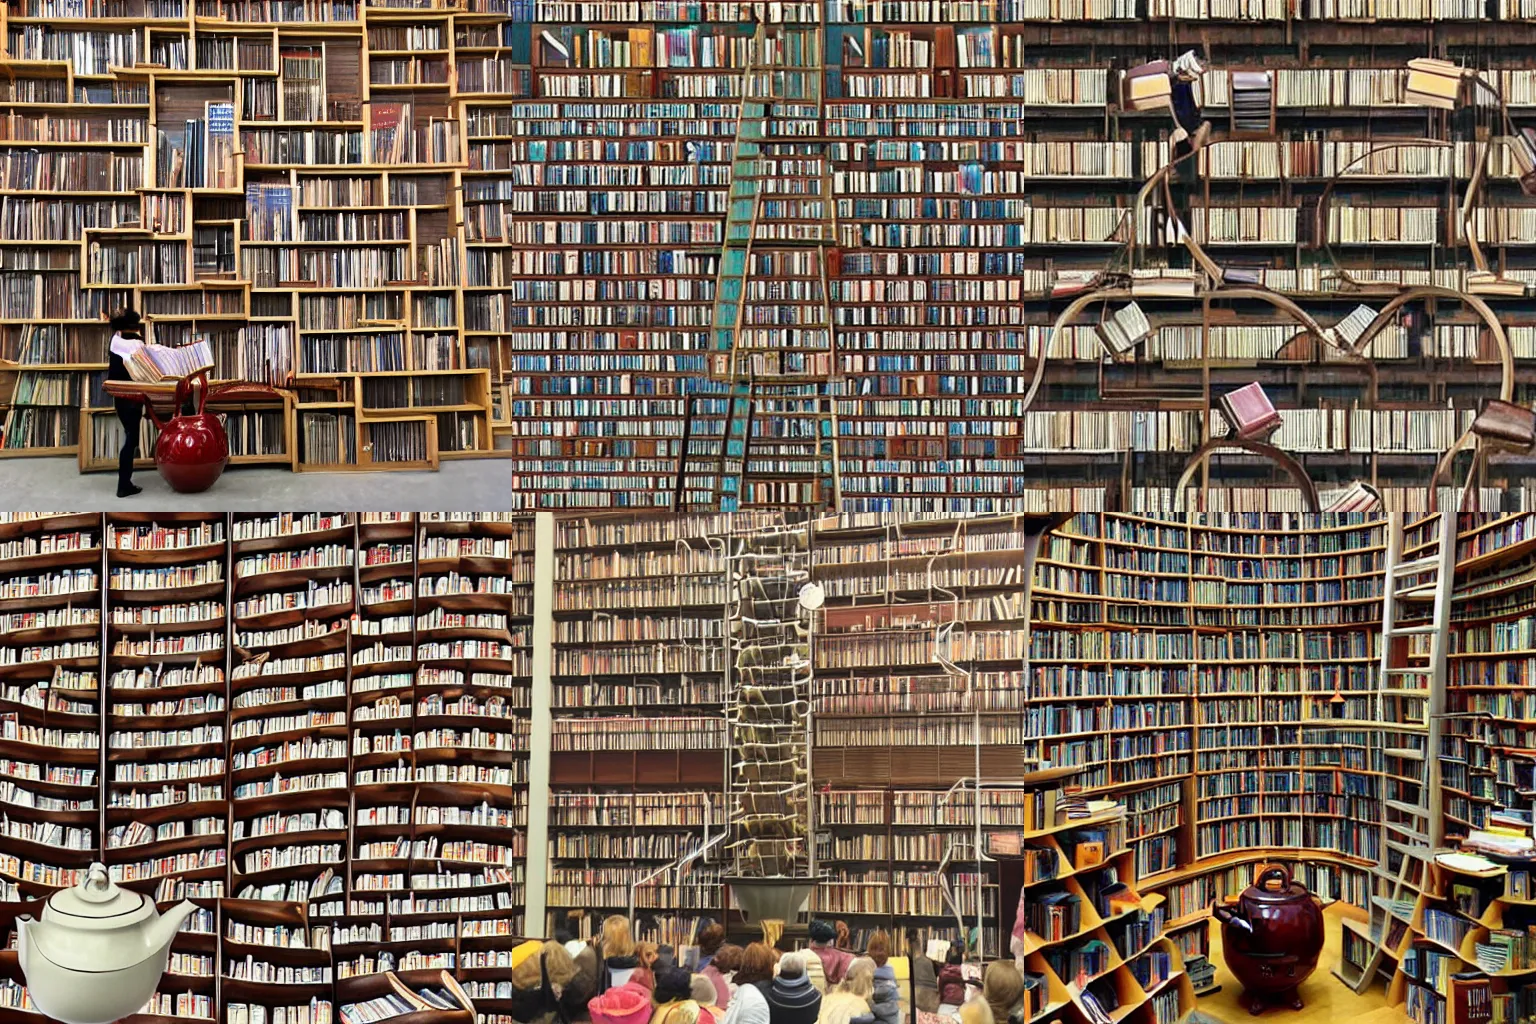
[806,922,854,987]
[591,978,656,1024]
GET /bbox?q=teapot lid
[44,863,153,928]
[1241,865,1310,905]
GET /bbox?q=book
[125,340,214,383]
[1322,482,1382,513]
[1217,382,1282,439]
[1095,302,1152,356]
[1405,57,1463,109]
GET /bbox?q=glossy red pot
[145,372,228,493]
[1213,865,1325,1015]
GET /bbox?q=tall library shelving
[27,509,1536,1021]
[0,512,536,1024]
[1333,510,1536,1020]
[4,1,1536,509]
[483,2,1536,512]
[543,511,776,944]
[0,513,101,912]
[807,510,1395,967]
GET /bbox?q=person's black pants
[114,397,141,490]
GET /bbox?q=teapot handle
[175,370,211,417]
[1257,865,1293,892]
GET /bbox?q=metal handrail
[629,823,726,923]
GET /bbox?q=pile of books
[1230,71,1273,133]
[1184,953,1217,992]
[125,339,214,383]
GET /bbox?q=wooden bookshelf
[0,513,537,1024]
[27,509,1536,1024]
[0,513,100,903]
[544,510,780,944]
[7,7,1536,504]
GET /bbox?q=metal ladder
[674,18,841,512]
[724,520,816,882]
[1335,510,1455,993]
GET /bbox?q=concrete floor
[0,457,514,512]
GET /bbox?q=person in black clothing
[762,953,821,1024]
[106,308,146,497]
[1166,50,1209,251]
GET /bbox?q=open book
[125,339,214,383]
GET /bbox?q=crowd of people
[500,917,1033,1024]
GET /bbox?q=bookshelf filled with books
[406,512,533,983]
[0,513,544,1024]
[0,2,503,475]
[0,512,101,899]
[33,509,1536,1024]
[7,7,1536,505]
[492,5,1536,511]
[545,511,777,943]
[103,513,229,1024]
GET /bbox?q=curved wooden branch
[1344,286,1513,403]
[1172,437,1322,514]
[1126,121,1210,271]
[1425,425,1483,514]
[1462,138,1491,275]
[1316,139,1453,290]
[1021,285,1357,415]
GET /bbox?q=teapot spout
[144,900,197,958]
[14,916,32,971]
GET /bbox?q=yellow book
[630,28,652,68]
[1128,74,1172,111]
[1405,59,1463,109]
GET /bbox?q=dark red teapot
[142,372,229,493]
[1212,864,1324,1015]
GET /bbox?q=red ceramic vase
[146,372,229,494]
[1213,864,1325,1015]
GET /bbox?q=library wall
[0,512,532,1024]
[2,3,1536,508]
[18,508,1536,1019]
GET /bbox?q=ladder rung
[1392,557,1440,575]
[1385,799,1430,818]
[1383,747,1424,759]
[1385,822,1430,844]
[1385,667,1430,675]
[1386,840,1431,860]
[1388,624,1438,636]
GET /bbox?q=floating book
[1124,61,1172,111]
[1471,399,1536,452]
[1095,302,1152,356]
[1322,482,1382,513]
[1217,382,1281,439]
[1230,70,1274,134]
[1405,57,1463,109]
[126,340,214,383]
[1328,304,1378,350]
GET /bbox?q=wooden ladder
[674,18,841,512]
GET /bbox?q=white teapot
[17,862,197,1024]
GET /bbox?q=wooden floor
[1194,904,1396,1024]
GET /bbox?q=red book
[1218,382,1281,439]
